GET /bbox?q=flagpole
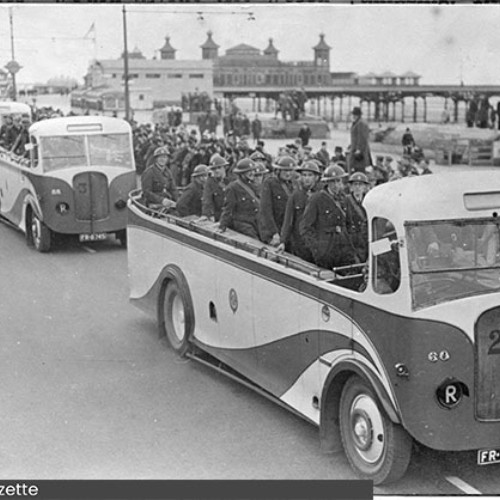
[122,5,130,122]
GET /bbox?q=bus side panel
[0,159,33,228]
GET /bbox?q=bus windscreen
[40,133,133,172]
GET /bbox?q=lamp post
[122,5,131,122]
[5,7,21,101]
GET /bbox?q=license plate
[478,448,500,465]
[79,233,106,242]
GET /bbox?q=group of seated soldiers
[141,144,371,271]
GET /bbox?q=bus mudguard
[319,360,400,453]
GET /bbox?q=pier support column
[401,99,405,123]
[339,96,343,122]
[252,97,256,113]
[392,101,397,122]
[331,96,335,124]
[453,99,459,123]
[423,96,427,123]
[257,96,261,113]
[413,97,417,123]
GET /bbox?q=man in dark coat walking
[348,107,372,174]
[298,123,312,148]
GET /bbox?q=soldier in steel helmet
[258,155,296,246]
[346,171,370,262]
[278,160,321,262]
[218,158,260,239]
[300,164,356,269]
[201,153,229,222]
[141,146,178,209]
[176,165,210,217]
[252,161,269,196]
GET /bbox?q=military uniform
[202,176,226,221]
[280,186,316,262]
[219,179,260,239]
[176,181,204,217]
[141,163,178,206]
[300,189,356,269]
[258,175,293,243]
[346,193,368,262]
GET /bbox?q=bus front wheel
[28,210,52,252]
[159,276,194,357]
[339,375,412,485]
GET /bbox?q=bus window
[372,217,401,294]
[407,220,500,309]
[40,135,87,171]
[88,133,133,168]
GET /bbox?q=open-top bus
[0,115,136,251]
[127,171,500,484]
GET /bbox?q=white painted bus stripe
[81,245,96,254]
[445,476,482,495]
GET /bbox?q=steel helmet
[209,153,228,169]
[321,164,347,182]
[233,158,257,174]
[153,146,170,158]
[296,161,321,175]
[272,155,297,170]
[249,151,266,162]
[348,172,370,184]
[191,164,210,178]
[254,161,269,175]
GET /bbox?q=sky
[0,3,499,86]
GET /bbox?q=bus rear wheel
[159,275,194,357]
[339,375,412,485]
[28,210,52,252]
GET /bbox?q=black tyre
[339,375,412,485]
[28,210,52,252]
[116,229,127,248]
[159,275,194,357]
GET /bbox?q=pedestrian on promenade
[348,107,372,174]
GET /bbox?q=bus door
[212,256,257,380]
[253,271,322,401]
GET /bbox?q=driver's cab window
[372,217,401,294]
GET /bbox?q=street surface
[1,205,500,495]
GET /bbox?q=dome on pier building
[201,31,219,60]
[263,38,279,59]
[160,36,176,60]
[313,33,331,68]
